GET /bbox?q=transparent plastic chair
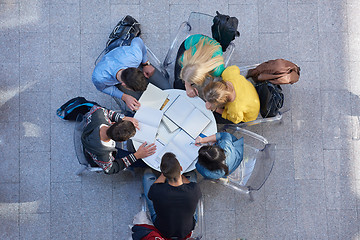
[213,124,276,201]
[74,113,136,176]
[74,114,103,175]
[224,63,292,128]
[161,11,236,86]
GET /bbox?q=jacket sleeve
[92,64,124,100]
[131,37,148,64]
[103,107,124,122]
[105,153,138,174]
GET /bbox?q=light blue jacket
[92,37,148,100]
[196,132,244,179]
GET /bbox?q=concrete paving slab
[20,151,51,213]
[1,1,359,239]
[20,213,50,240]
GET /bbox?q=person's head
[203,80,232,111]
[198,145,228,175]
[160,152,182,182]
[121,67,148,92]
[180,37,224,86]
[106,120,136,142]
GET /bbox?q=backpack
[211,11,240,52]
[246,59,300,85]
[94,15,141,65]
[56,97,100,121]
[255,82,284,118]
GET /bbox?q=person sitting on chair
[195,132,244,180]
[92,37,171,113]
[173,34,225,98]
[203,65,260,124]
[81,105,156,174]
[143,153,202,239]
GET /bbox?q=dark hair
[121,67,148,92]
[106,120,136,141]
[160,152,181,181]
[198,145,228,175]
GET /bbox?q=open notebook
[154,130,199,172]
[138,83,169,110]
[131,105,163,143]
[164,95,211,139]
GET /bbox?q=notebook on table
[138,83,169,110]
[131,105,163,143]
[164,95,211,139]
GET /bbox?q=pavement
[1,0,359,239]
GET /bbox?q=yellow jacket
[221,66,260,123]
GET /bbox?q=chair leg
[248,190,254,202]
[76,165,87,176]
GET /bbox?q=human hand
[134,142,157,159]
[195,136,203,146]
[142,65,155,78]
[122,94,141,111]
[123,117,139,130]
[185,84,199,98]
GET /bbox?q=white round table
[133,89,217,172]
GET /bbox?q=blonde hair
[203,80,232,108]
[180,37,224,86]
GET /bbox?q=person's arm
[121,94,141,111]
[154,173,166,184]
[92,69,124,100]
[131,37,148,64]
[215,107,224,114]
[195,134,217,146]
[133,142,157,159]
[181,175,190,184]
[123,116,139,130]
[102,107,125,122]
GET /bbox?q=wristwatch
[141,60,151,66]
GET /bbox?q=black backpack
[94,15,141,65]
[56,97,100,121]
[211,11,240,52]
[255,82,284,118]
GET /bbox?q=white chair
[74,114,103,175]
[212,125,276,201]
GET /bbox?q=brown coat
[246,59,300,85]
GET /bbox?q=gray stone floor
[1,0,359,239]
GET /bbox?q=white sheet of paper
[157,130,200,172]
[138,83,168,110]
[142,139,166,169]
[132,106,163,143]
[161,115,179,133]
[181,108,211,139]
[156,125,180,145]
[164,95,195,126]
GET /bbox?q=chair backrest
[162,12,235,84]
[221,63,293,128]
[74,114,89,166]
[215,125,276,199]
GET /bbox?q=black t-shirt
[148,182,202,238]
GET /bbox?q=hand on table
[123,117,139,130]
[143,65,155,78]
[134,142,157,159]
[122,94,140,111]
[195,136,203,146]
